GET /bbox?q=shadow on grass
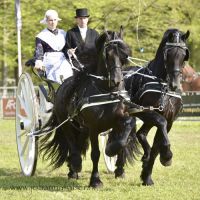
[0,168,91,191]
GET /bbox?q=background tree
[0,0,200,86]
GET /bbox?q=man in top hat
[65,8,99,73]
[34,9,73,83]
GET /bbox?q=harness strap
[28,117,71,137]
[166,42,187,48]
[68,52,109,81]
[124,67,158,80]
[78,91,130,111]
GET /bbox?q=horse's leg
[64,125,82,179]
[89,132,103,188]
[136,111,172,165]
[140,131,160,186]
[136,124,152,162]
[141,121,173,186]
[156,120,173,167]
[67,147,82,179]
[105,116,135,157]
[115,149,126,178]
[67,163,79,179]
[158,119,173,167]
[115,117,138,178]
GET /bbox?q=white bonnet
[40,9,62,24]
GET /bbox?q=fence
[0,87,17,118]
[180,91,200,117]
[0,87,200,119]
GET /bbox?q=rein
[124,67,158,80]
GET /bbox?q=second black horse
[115,28,190,185]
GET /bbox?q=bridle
[102,38,125,88]
[163,40,189,88]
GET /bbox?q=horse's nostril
[170,82,179,91]
[111,80,120,87]
[116,82,120,87]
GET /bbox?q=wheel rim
[15,73,38,176]
[101,133,117,173]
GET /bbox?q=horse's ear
[104,29,111,41]
[182,30,190,41]
[119,25,123,39]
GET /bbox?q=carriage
[15,66,116,177]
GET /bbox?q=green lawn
[0,119,200,200]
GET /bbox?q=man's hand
[67,47,77,58]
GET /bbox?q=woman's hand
[34,60,44,70]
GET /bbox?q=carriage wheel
[15,73,39,176]
[101,131,117,173]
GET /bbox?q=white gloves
[67,47,77,59]
[34,60,44,70]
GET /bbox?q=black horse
[39,28,139,188]
[115,28,190,185]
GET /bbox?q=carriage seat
[25,58,60,104]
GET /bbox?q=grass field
[0,119,200,200]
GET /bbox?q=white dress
[36,28,73,84]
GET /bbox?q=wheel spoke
[21,81,32,117]
[20,136,29,156]
[24,80,34,115]
[17,93,27,114]
[17,130,27,137]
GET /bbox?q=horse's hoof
[115,168,125,178]
[160,157,172,167]
[68,171,79,179]
[142,179,154,186]
[115,173,125,179]
[160,145,173,167]
[89,178,103,188]
[141,174,154,186]
[105,142,122,157]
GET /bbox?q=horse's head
[96,27,131,89]
[163,29,190,91]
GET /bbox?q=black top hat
[75,8,90,18]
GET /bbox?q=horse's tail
[39,113,90,170]
[39,112,70,169]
